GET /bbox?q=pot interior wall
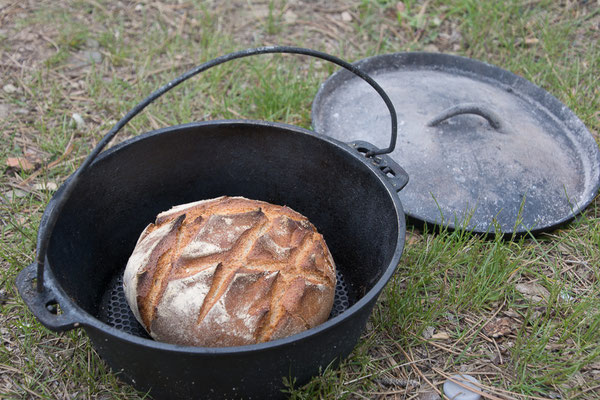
[47,122,401,324]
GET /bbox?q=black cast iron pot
[16,47,408,399]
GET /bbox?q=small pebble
[3,84,17,93]
[424,44,440,53]
[85,38,100,49]
[341,11,352,22]
[86,50,103,64]
[72,113,85,129]
[443,374,481,400]
[0,289,8,305]
[0,104,9,119]
[283,10,297,23]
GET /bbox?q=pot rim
[42,119,406,354]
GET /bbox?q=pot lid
[312,52,600,235]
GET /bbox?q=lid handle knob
[427,103,503,131]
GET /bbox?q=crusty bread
[123,196,336,347]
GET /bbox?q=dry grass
[1,0,599,399]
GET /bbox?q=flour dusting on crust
[123,196,336,347]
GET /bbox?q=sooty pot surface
[40,121,405,399]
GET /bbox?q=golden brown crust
[123,196,336,347]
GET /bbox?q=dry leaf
[483,317,513,338]
[585,362,600,372]
[32,182,58,191]
[515,282,550,302]
[503,309,520,318]
[406,231,420,245]
[24,148,43,161]
[6,157,35,171]
[2,189,28,200]
[431,331,450,340]
[422,326,435,339]
[0,103,9,119]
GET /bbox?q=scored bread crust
[123,196,336,347]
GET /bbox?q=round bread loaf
[123,196,336,347]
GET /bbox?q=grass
[1,0,599,399]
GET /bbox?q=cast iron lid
[312,52,600,235]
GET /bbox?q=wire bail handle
[34,46,399,292]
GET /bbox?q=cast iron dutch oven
[16,47,409,399]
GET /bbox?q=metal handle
[17,263,84,331]
[34,46,399,292]
[427,103,503,131]
[349,141,409,192]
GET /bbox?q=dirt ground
[1,0,599,399]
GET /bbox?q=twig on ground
[20,131,75,186]
[396,344,448,399]
[453,301,506,350]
